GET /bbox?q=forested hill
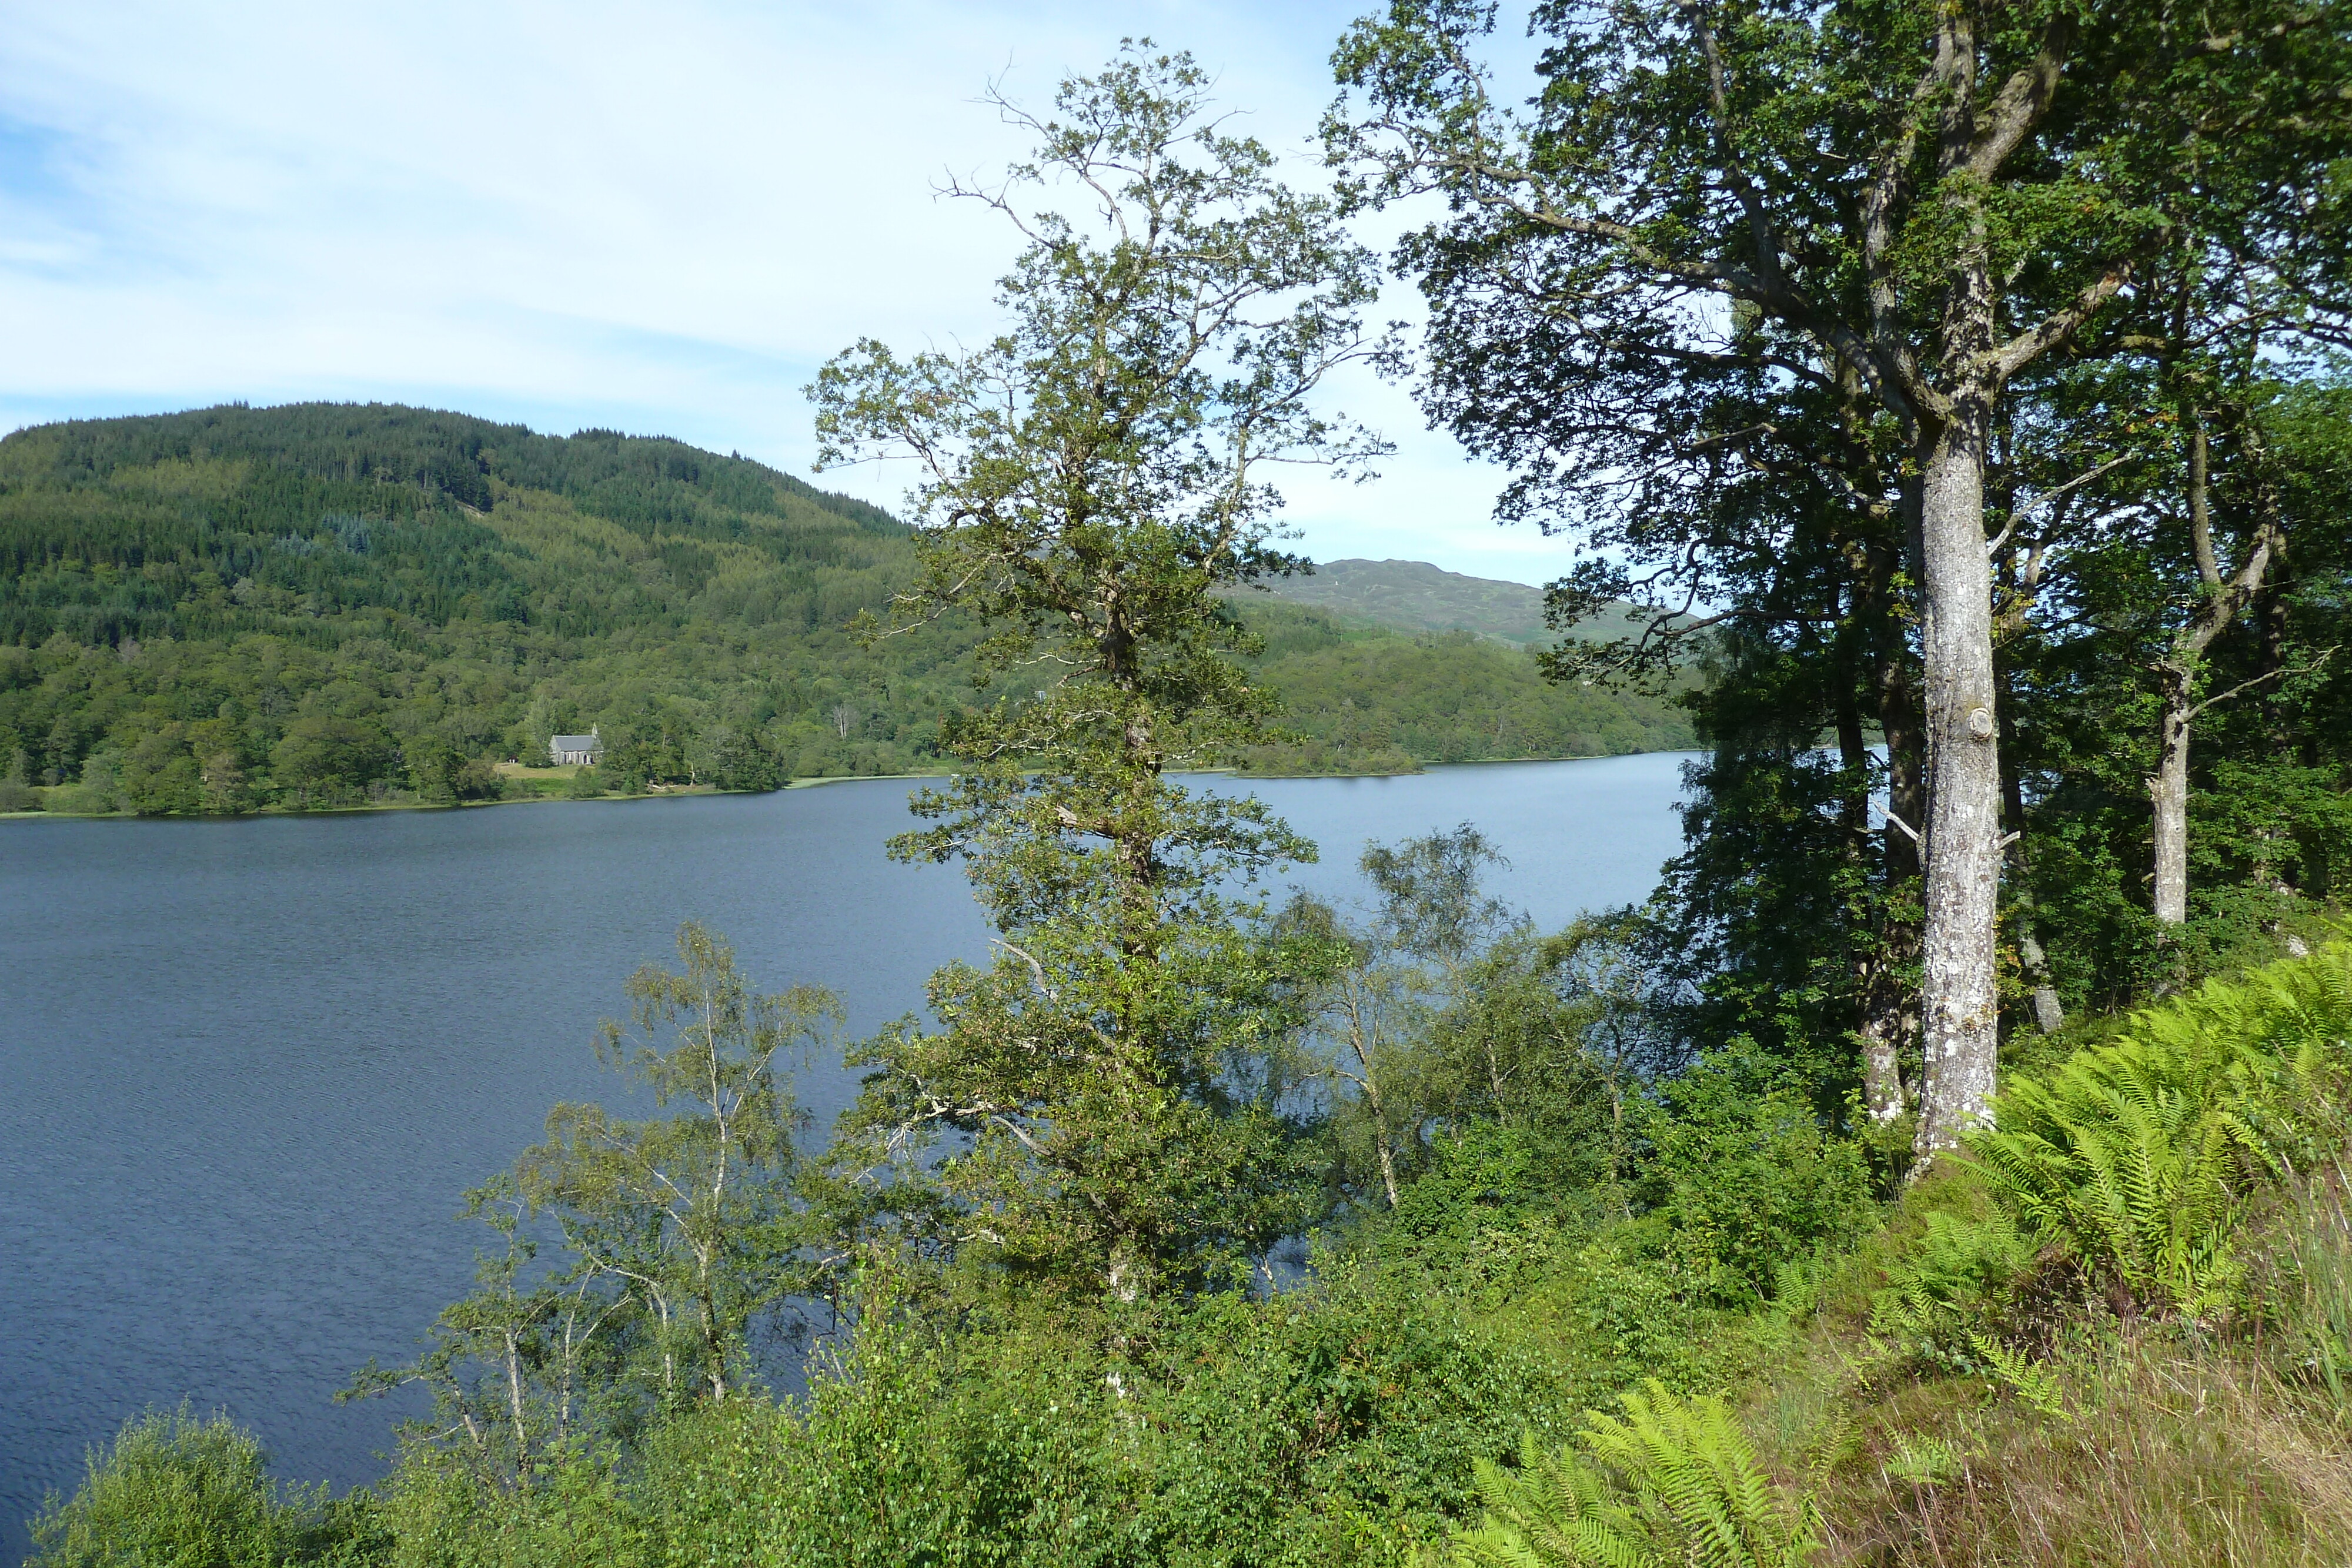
[1255,557,1557,644]
[0,400,905,650]
[0,403,1691,815]
[1251,557,1656,647]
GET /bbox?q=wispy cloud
[0,0,1573,584]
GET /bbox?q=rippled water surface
[0,755,1691,1554]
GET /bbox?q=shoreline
[0,783,751,823]
[0,748,1695,824]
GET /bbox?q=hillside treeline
[0,404,1688,815]
[1242,612,1693,775]
[0,404,974,809]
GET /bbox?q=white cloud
[0,0,1581,585]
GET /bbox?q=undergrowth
[1445,942,2352,1567]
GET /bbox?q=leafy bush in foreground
[28,1407,378,1567]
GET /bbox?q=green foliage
[840,875,1333,1299]
[345,924,840,1487]
[0,745,38,811]
[1739,1001,2352,1565]
[1635,705,1903,1104]
[1291,827,1532,1209]
[366,1440,635,1568]
[1291,833,1663,1216]
[0,406,1689,817]
[27,1407,379,1567]
[1327,0,2352,1132]
[1244,557,1652,648]
[816,44,1389,1307]
[1452,1385,1818,1568]
[340,1258,1577,1568]
[25,902,1875,1568]
[1227,737,1425,777]
[1242,622,1693,771]
[37,15,2352,1564]
[0,402,976,811]
[1630,1056,1876,1310]
[539,924,840,1404]
[2004,372,2352,1011]
[1968,942,2352,1312]
[681,1270,1566,1566]
[1963,1332,2069,1421]
[1867,1205,2039,1373]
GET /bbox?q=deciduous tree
[814,43,1392,1303]
[1327,0,2351,1149]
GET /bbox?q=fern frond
[1967,942,2352,1315]
[1967,1333,2068,1420]
[1450,1389,1817,1566]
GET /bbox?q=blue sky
[0,1,1569,584]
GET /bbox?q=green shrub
[1225,739,1423,777]
[43,781,117,815]
[28,1407,378,1567]
[1867,1204,2040,1372]
[405,1258,1573,1568]
[1635,1057,1876,1309]
[0,747,39,810]
[369,1439,635,1568]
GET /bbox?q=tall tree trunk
[2149,404,2274,928]
[2150,659,2194,925]
[1856,962,1907,1124]
[1339,985,1401,1207]
[1838,611,1907,1124]
[1999,672,2064,1034]
[1914,413,2004,1155]
[2150,412,2210,930]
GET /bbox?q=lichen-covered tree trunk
[1859,541,1924,1121]
[2151,661,2194,926]
[1915,415,2003,1154]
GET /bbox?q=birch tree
[348,922,840,1480]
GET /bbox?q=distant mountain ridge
[1251,558,1645,646]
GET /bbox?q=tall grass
[1800,944,2352,1564]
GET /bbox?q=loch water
[0,754,1693,1554]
